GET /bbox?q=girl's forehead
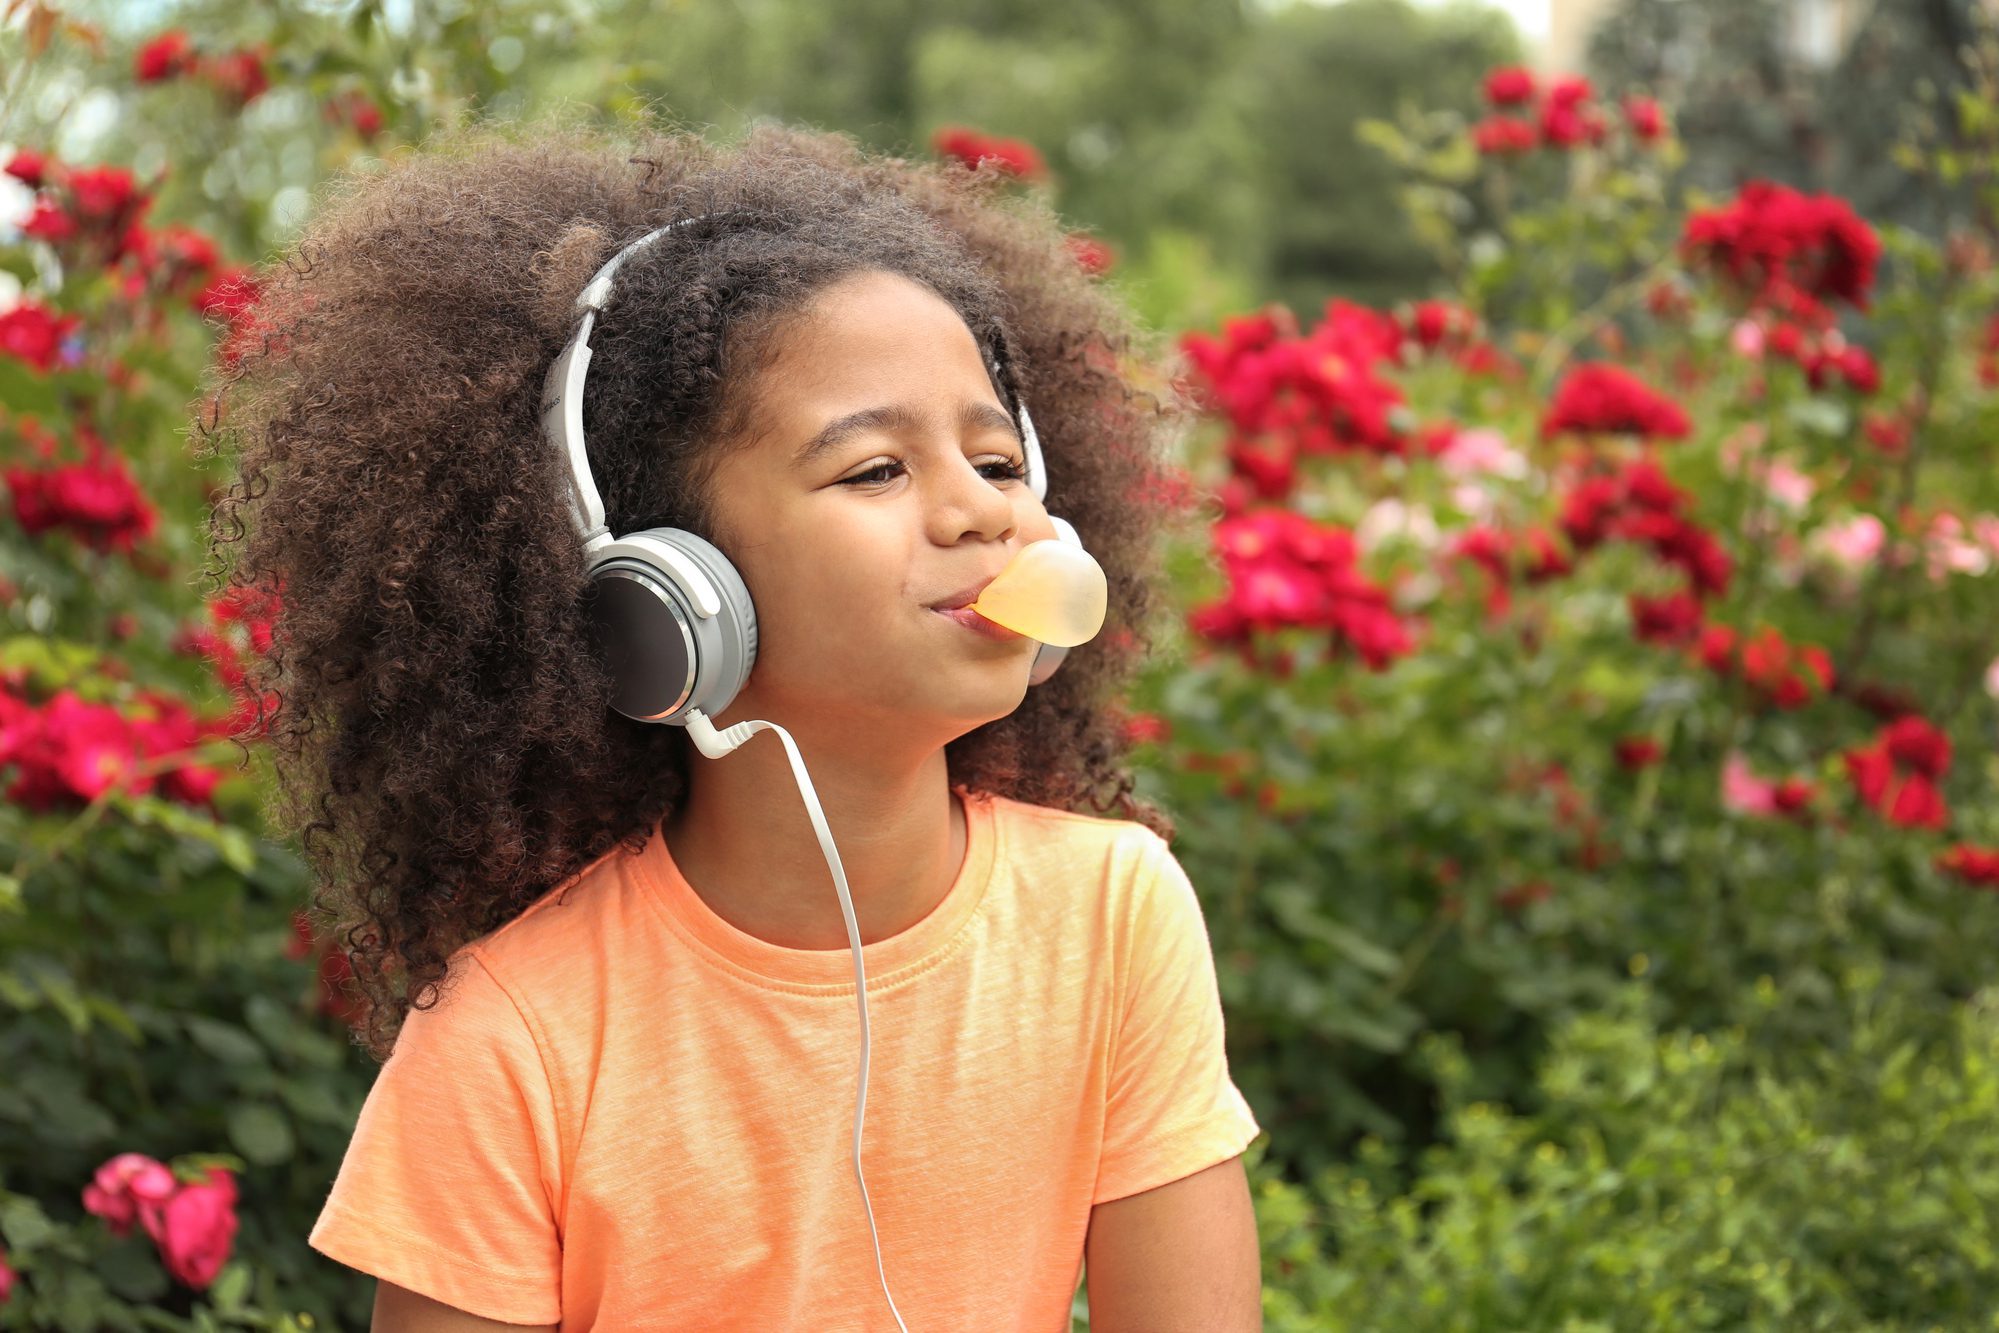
[753,298,991,406]
[792,270,976,342]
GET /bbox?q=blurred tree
[1588,0,1984,228]
[1230,0,1522,313]
[34,0,1527,337]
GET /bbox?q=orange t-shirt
[307,784,1261,1330]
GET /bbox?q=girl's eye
[839,456,1028,488]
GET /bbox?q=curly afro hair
[194,110,1205,1064]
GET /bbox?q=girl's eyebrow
[789,400,1021,471]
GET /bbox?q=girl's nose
[932,456,1020,539]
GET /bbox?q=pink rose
[1926,512,1991,578]
[1763,460,1814,511]
[0,1247,13,1305]
[1437,427,1527,480]
[139,1167,240,1289]
[1355,497,1440,553]
[1810,514,1885,569]
[1722,752,1779,817]
[81,1151,178,1238]
[1730,318,1765,358]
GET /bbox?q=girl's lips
[931,605,1023,641]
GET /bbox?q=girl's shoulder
[458,827,653,972]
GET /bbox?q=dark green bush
[1252,967,1999,1330]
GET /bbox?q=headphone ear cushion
[587,528,757,724]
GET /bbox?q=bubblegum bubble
[970,539,1107,647]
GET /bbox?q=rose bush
[1104,41,1999,1328]
[0,11,397,1331]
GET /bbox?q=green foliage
[1251,969,1999,1329]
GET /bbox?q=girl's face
[699,267,1060,738]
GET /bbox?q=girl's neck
[661,750,966,951]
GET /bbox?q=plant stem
[1834,287,1953,686]
[1384,903,1457,1000]
[1531,252,1678,393]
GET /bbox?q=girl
[201,113,1262,1331]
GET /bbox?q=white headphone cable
[679,707,913,1333]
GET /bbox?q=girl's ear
[529,220,611,340]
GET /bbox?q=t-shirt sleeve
[308,947,564,1325]
[1093,829,1262,1205]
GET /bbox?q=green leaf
[0,966,37,1009]
[227,1102,295,1165]
[85,994,143,1043]
[123,793,258,875]
[17,1068,116,1146]
[47,1265,113,1333]
[243,993,295,1052]
[48,987,91,1036]
[0,1194,56,1253]
[97,1234,172,1301]
[1266,882,1401,976]
[1784,396,1849,438]
[278,1075,349,1127]
[209,1261,251,1313]
[0,357,60,415]
[1319,1005,1418,1053]
[185,1016,266,1066]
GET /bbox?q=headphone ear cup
[586,528,757,724]
[1027,638,1069,687]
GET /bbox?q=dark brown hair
[194,110,1202,1063]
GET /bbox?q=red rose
[1615,736,1664,769]
[196,46,271,107]
[1472,116,1537,155]
[4,148,47,187]
[134,30,196,83]
[1624,95,1666,142]
[1844,715,1953,829]
[930,125,1045,180]
[1483,66,1536,106]
[1497,880,1553,910]
[1683,180,1881,314]
[1937,844,1999,889]
[1542,363,1692,440]
[0,301,79,372]
[1065,232,1115,275]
